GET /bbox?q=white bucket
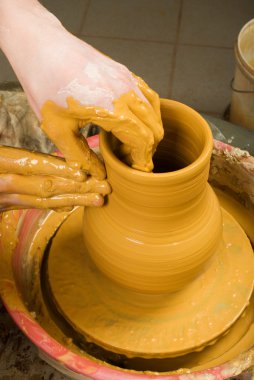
[230,18,254,131]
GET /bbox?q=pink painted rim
[1,137,254,380]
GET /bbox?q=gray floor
[1,0,254,117]
[0,1,254,379]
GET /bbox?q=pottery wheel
[45,207,254,359]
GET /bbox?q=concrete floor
[0,0,254,379]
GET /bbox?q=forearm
[0,0,61,49]
[0,0,69,116]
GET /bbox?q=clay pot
[68,99,253,359]
[1,111,254,378]
[83,99,222,294]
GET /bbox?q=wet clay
[46,100,254,361]
[0,146,110,210]
[1,93,254,375]
[47,205,254,359]
[40,75,163,176]
[0,77,162,210]
[0,145,86,179]
[214,188,254,243]
[1,202,254,375]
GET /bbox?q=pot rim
[100,99,213,183]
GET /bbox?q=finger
[41,100,106,180]
[49,97,153,172]
[73,97,155,171]
[0,146,87,181]
[104,121,154,172]
[133,74,162,122]
[121,90,164,146]
[117,144,133,167]
[0,174,111,198]
[85,177,111,195]
[112,99,155,171]
[0,193,104,211]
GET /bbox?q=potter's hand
[0,146,110,211]
[0,0,163,175]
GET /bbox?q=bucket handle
[231,78,254,93]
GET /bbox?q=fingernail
[96,180,111,195]
[92,194,104,207]
[72,170,87,181]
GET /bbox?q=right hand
[0,0,163,175]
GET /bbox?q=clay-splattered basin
[1,137,254,380]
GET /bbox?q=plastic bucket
[230,18,254,131]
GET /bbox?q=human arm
[0,0,163,175]
[0,0,163,211]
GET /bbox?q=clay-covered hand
[0,0,163,176]
[0,146,110,211]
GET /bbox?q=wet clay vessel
[0,87,254,379]
[46,99,254,359]
[1,103,254,379]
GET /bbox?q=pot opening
[152,115,206,174]
[152,140,188,173]
[107,115,207,176]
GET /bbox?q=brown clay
[47,100,254,360]
[0,146,110,210]
[0,77,162,211]
[41,75,163,176]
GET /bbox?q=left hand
[0,145,110,211]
